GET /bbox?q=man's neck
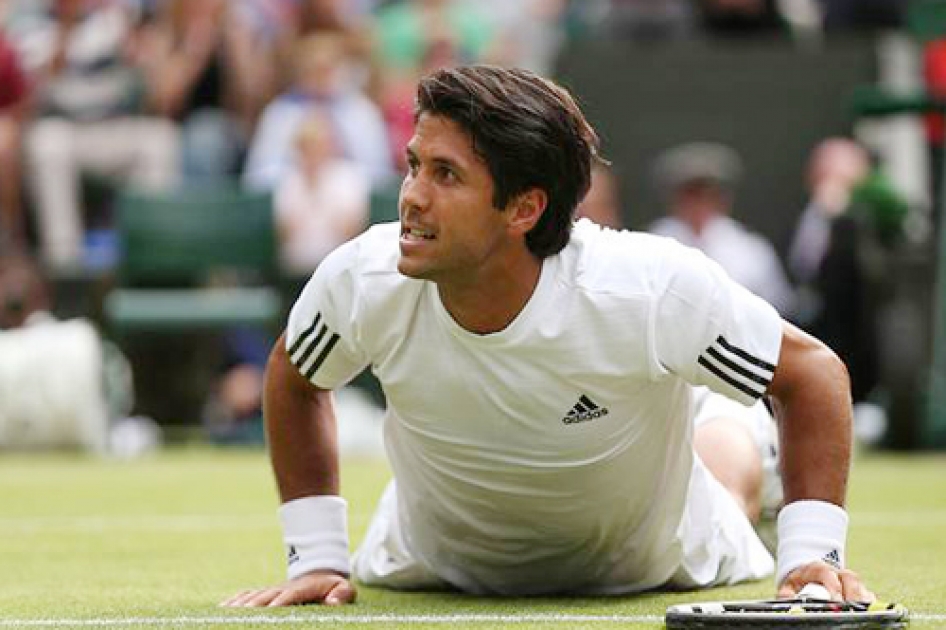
[436,254,543,335]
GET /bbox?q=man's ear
[507,188,548,236]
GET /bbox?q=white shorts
[352,480,448,591]
[666,454,775,590]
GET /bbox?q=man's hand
[777,560,875,602]
[220,571,356,607]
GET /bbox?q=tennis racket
[665,584,909,629]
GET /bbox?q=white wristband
[775,499,848,587]
[279,495,351,580]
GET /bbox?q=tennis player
[223,65,873,607]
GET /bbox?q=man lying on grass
[224,64,872,607]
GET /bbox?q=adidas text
[562,395,610,424]
[563,408,609,424]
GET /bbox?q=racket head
[665,595,909,629]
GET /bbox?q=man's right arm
[221,334,356,607]
[266,332,340,502]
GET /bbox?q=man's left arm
[767,320,874,602]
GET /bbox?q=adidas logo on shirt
[562,395,609,424]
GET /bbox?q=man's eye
[437,167,456,182]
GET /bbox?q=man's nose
[399,174,430,217]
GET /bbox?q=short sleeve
[285,240,371,389]
[651,243,783,406]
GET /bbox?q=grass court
[2,447,944,629]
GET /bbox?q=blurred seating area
[7,0,946,449]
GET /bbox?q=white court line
[0,613,943,627]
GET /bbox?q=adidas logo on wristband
[823,549,842,569]
[288,544,299,566]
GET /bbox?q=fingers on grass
[242,588,284,607]
[264,575,355,607]
[220,589,263,607]
[324,580,357,606]
[219,590,249,607]
[268,586,310,607]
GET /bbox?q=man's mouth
[401,227,436,241]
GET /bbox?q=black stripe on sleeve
[305,333,340,380]
[716,335,776,373]
[288,313,322,357]
[706,346,772,388]
[698,355,765,399]
[293,324,329,370]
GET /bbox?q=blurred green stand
[104,186,281,426]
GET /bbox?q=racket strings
[719,599,878,614]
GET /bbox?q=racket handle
[798,583,832,600]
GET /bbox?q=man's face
[397,114,513,284]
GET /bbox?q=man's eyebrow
[404,147,466,172]
[431,156,464,172]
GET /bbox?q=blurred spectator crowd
[0,0,908,277]
[0,0,919,447]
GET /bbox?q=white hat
[653,142,743,194]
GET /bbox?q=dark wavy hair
[415,65,602,258]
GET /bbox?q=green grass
[0,447,943,629]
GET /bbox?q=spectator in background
[788,138,908,402]
[275,111,369,276]
[201,325,270,447]
[0,31,29,253]
[577,163,624,229]
[141,0,275,185]
[242,32,393,192]
[204,110,371,444]
[649,142,796,316]
[788,139,871,288]
[381,30,463,174]
[373,0,496,75]
[287,0,378,96]
[570,0,696,42]
[17,0,179,272]
[376,0,564,173]
[0,251,50,330]
[476,0,568,74]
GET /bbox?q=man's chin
[396,257,429,280]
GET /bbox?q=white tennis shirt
[286,219,782,595]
